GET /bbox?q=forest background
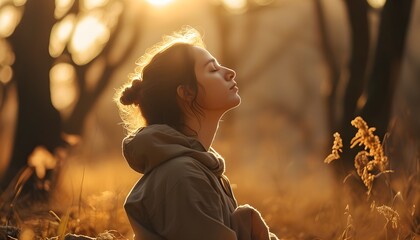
[0,0,419,239]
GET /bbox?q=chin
[234,94,242,105]
[228,97,241,110]
[234,98,241,108]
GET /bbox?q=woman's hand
[230,204,270,240]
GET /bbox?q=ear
[177,85,194,101]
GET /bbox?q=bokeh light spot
[0,5,21,37]
[0,65,13,84]
[13,0,27,6]
[50,63,78,112]
[367,0,386,9]
[49,14,76,57]
[69,12,110,65]
[82,0,110,10]
[28,146,57,179]
[222,0,247,14]
[55,0,75,19]
[146,0,174,7]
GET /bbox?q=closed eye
[210,63,218,72]
[204,58,221,72]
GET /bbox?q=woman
[115,27,278,240]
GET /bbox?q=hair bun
[120,79,142,106]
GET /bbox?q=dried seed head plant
[376,204,400,230]
[324,132,343,164]
[323,116,419,239]
[350,116,392,195]
[324,116,392,195]
[350,117,388,171]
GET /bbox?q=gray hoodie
[123,124,278,240]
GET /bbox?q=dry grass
[320,116,419,240]
[1,116,419,239]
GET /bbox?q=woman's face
[192,46,241,115]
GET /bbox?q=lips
[229,83,238,90]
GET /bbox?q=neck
[184,112,222,151]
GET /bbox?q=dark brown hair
[115,27,205,135]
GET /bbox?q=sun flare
[145,0,174,7]
[367,0,386,9]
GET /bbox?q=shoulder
[124,157,202,212]
[128,156,216,199]
[125,156,215,209]
[152,156,210,184]
[125,156,222,223]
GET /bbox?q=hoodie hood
[122,124,225,176]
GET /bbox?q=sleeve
[231,205,279,240]
[127,217,166,240]
[157,175,237,240]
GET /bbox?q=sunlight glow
[357,93,367,110]
[49,14,75,57]
[254,0,274,6]
[222,0,247,14]
[28,146,57,179]
[69,12,110,65]
[50,63,78,111]
[82,0,109,10]
[367,0,386,9]
[0,5,21,37]
[0,39,15,84]
[0,66,12,84]
[12,0,27,6]
[55,0,75,19]
[146,0,174,7]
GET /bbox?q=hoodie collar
[122,124,225,176]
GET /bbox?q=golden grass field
[1,117,419,240]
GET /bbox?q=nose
[225,67,236,81]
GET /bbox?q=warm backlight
[0,5,20,37]
[69,13,110,65]
[145,0,174,7]
[49,63,78,111]
[222,0,247,13]
[367,0,386,9]
[49,14,75,57]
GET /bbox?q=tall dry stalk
[325,116,392,195]
[324,116,419,239]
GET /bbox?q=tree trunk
[360,0,414,139]
[338,0,370,173]
[333,0,413,177]
[1,0,66,193]
[63,1,139,135]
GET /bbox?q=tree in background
[316,0,414,175]
[2,0,64,200]
[0,0,141,202]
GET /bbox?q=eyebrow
[203,58,216,67]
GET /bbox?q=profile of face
[187,46,241,116]
[117,30,241,134]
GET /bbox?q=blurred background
[0,0,419,238]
